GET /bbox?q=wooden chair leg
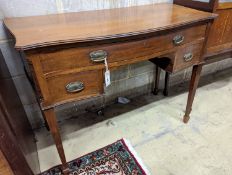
[163,72,170,96]
[43,108,69,175]
[153,65,161,95]
[183,65,203,123]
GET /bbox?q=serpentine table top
[4,3,216,50]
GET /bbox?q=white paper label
[104,57,111,87]
[105,70,111,87]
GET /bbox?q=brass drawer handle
[65,81,84,93]
[184,53,193,62]
[173,35,185,45]
[89,50,107,62]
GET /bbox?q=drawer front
[40,25,206,74]
[46,70,103,105]
[173,41,204,72]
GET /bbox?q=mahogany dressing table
[4,3,216,174]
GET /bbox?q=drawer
[39,25,207,74]
[172,41,204,72]
[45,70,103,105]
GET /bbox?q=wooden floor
[0,150,13,175]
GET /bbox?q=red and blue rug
[39,139,149,175]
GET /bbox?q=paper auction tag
[104,57,111,87]
[105,70,111,87]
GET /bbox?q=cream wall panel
[59,0,172,13]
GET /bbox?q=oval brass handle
[173,35,185,45]
[65,81,84,93]
[89,50,107,62]
[184,53,193,62]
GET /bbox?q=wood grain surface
[0,51,37,175]
[218,2,232,10]
[206,7,232,56]
[0,151,14,175]
[37,25,206,75]
[174,0,218,12]
[4,3,216,50]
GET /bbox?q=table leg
[183,64,203,123]
[43,108,69,174]
[153,65,161,95]
[163,72,170,96]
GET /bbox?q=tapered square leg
[43,108,69,174]
[183,65,203,123]
[163,72,170,96]
[153,65,161,95]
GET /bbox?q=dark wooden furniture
[0,150,14,175]
[154,0,232,96]
[206,1,232,59]
[174,0,218,12]
[0,50,40,175]
[3,4,216,174]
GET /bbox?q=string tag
[104,57,111,87]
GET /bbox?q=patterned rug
[39,139,149,175]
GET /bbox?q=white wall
[0,0,171,17]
